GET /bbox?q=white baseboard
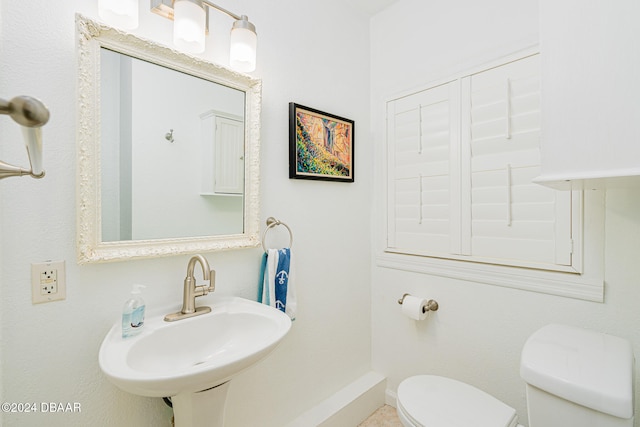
[286,371,386,427]
[385,388,397,408]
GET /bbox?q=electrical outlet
[31,260,66,304]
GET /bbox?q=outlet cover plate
[31,260,66,304]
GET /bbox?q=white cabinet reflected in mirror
[76,15,261,263]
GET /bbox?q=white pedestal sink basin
[99,296,291,426]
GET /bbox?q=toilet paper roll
[401,295,428,320]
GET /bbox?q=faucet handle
[207,269,216,293]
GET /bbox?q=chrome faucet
[164,255,216,322]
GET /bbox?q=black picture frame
[289,103,355,182]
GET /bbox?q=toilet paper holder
[397,293,439,313]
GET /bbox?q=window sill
[376,251,603,302]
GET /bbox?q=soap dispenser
[122,284,146,338]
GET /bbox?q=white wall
[0,1,372,426]
[537,0,640,181]
[371,0,640,423]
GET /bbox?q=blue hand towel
[259,248,296,320]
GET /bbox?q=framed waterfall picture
[289,103,355,182]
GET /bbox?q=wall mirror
[76,15,261,263]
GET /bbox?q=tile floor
[358,405,402,427]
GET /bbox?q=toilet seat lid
[397,375,518,427]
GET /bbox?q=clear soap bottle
[122,284,146,338]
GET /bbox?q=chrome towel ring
[261,217,293,253]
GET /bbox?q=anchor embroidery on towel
[274,248,290,314]
[276,270,288,284]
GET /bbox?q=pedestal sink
[99,296,291,426]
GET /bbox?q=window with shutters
[385,52,584,275]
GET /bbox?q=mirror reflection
[100,48,246,242]
[76,14,261,263]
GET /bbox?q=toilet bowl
[396,324,634,427]
[396,375,521,427]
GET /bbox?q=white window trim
[377,189,604,301]
[377,47,605,302]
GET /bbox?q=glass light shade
[98,0,139,30]
[230,27,257,72]
[173,0,206,54]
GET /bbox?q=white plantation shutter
[387,81,459,255]
[465,54,574,268]
[386,53,580,272]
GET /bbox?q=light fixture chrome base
[150,0,175,19]
[150,0,209,32]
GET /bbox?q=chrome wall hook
[165,129,175,143]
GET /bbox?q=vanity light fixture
[151,0,258,73]
[0,96,50,180]
[98,0,140,30]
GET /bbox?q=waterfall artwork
[289,103,354,182]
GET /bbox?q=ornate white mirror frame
[76,14,261,263]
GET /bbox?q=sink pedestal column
[172,381,230,427]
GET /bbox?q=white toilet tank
[521,324,634,427]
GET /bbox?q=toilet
[397,375,522,427]
[396,324,634,427]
